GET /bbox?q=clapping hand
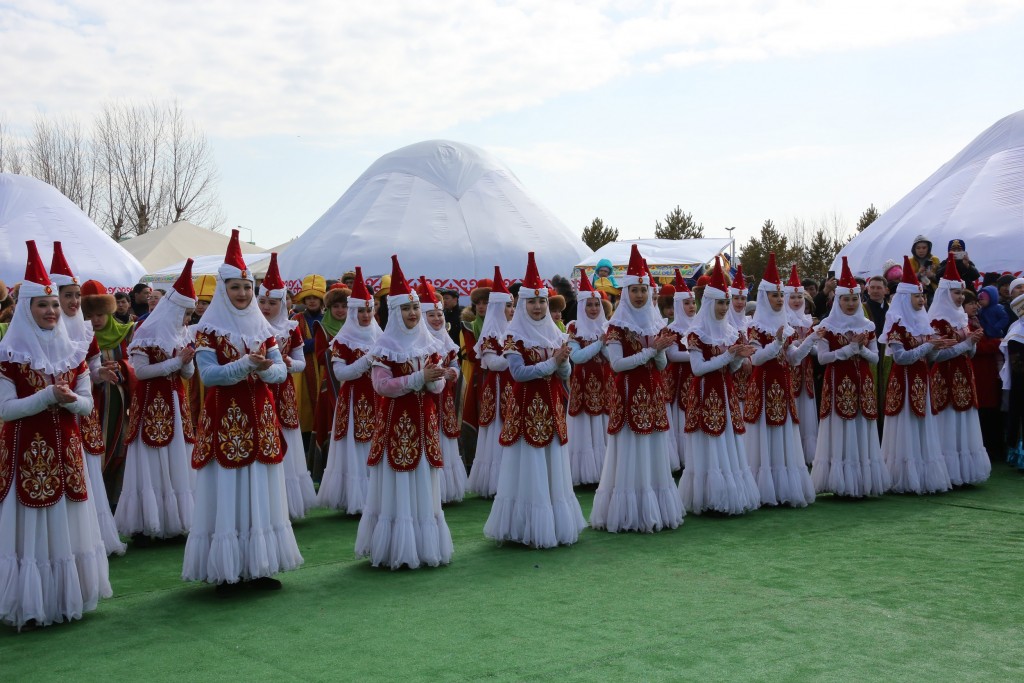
[930,337,957,350]
[553,343,571,364]
[178,346,195,365]
[53,381,77,404]
[969,328,984,343]
[423,363,445,382]
[99,360,121,384]
[248,353,274,371]
[653,331,675,351]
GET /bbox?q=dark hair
[114,292,130,302]
[801,278,816,289]
[131,283,151,295]
[153,289,166,295]
[963,289,978,304]
[867,275,886,285]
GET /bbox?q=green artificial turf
[3,466,1024,682]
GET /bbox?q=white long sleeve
[88,354,102,384]
[890,341,934,365]
[507,354,559,382]
[815,339,854,365]
[333,353,372,382]
[481,352,509,372]
[569,340,604,364]
[131,350,183,380]
[666,347,690,363]
[606,342,656,373]
[930,338,973,363]
[0,370,93,420]
[859,339,880,364]
[750,338,782,367]
[786,333,817,366]
[287,344,306,374]
[690,348,737,377]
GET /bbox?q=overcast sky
[3,0,1024,251]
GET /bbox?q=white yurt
[120,220,266,273]
[0,173,146,289]
[836,109,1024,277]
[278,140,593,293]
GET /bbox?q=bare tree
[26,114,97,216]
[0,116,25,174]
[164,101,223,228]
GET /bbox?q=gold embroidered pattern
[257,400,280,460]
[884,372,904,416]
[499,381,516,424]
[333,388,350,440]
[389,411,419,469]
[861,372,877,419]
[835,376,858,418]
[480,381,497,424]
[144,393,174,445]
[20,433,60,503]
[217,399,254,463]
[426,409,443,464]
[0,436,10,498]
[931,371,949,413]
[81,407,104,453]
[279,378,299,428]
[354,393,375,441]
[525,393,554,444]
[951,368,973,410]
[765,380,788,423]
[910,375,928,417]
[630,384,654,432]
[64,432,86,498]
[702,388,726,435]
[819,373,833,419]
[193,408,213,467]
[499,386,523,443]
[584,372,605,414]
[442,391,459,436]
[568,375,582,415]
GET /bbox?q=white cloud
[1,0,1019,139]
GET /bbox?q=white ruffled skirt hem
[316,423,370,514]
[567,411,607,486]
[591,429,683,532]
[468,419,504,498]
[811,414,890,497]
[281,427,317,519]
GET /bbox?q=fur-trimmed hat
[0,278,8,303]
[81,279,116,317]
[325,284,351,308]
[470,278,492,305]
[461,305,477,323]
[548,294,566,313]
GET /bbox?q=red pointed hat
[49,241,78,287]
[761,253,782,291]
[491,265,512,299]
[519,252,546,298]
[623,244,647,286]
[219,229,251,281]
[837,256,860,293]
[259,253,286,299]
[577,267,600,299]
[673,268,693,298]
[784,264,803,292]
[897,254,923,294]
[348,266,373,308]
[643,259,658,293]
[704,257,729,300]
[729,263,748,295]
[939,252,963,286]
[21,240,55,297]
[386,255,416,306]
[417,276,442,310]
[168,258,198,306]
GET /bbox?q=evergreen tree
[738,219,802,291]
[581,217,619,251]
[802,229,843,283]
[654,205,704,239]
[856,204,880,232]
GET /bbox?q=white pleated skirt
[355,457,453,569]
[811,414,890,497]
[882,387,952,494]
[439,435,468,504]
[182,461,303,584]
[567,411,608,486]
[679,406,760,515]
[468,418,504,498]
[85,453,126,555]
[795,393,818,465]
[281,426,317,520]
[744,416,815,507]
[590,428,683,533]
[668,402,687,470]
[934,407,991,486]
[316,407,371,514]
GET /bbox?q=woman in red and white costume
[880,256,954,495]
[783,265,818,465]
[317,267,381,514]
[484,253,586,547]
[665,269,696,470]
[927,256,990,485]
[356,256,452,569]
[259,253,318,519]
[182,230,302,590]
[417,276,468,503]
[591,245,683,533]
[0,241,110,629]
[467,267,514,498]
[49,243,126,556]
[742,254,815,507]
[678,257,760,515]
[566,267,609,486]
[728,265,753,417]
[116,259,197,540]
[810,257,889,497]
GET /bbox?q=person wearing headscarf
[677,257,760,515]
[742,254,815,508]
[665,270,697,472]
[418,277,468,503]
[258,254,317,520]
[809,257,889,497]
[565,268,610,486]
[879,256,958,495]
[291,273,327,448]
[317,268,382,515]
[0,241,111,629]
[590,246,683,533]
[467,269,515,499]
[309,283,351,468]
[182,230,303,591]
[355,256,452,569]
[728,265,753,415]
[80,277,133,555]
[927,256,990,486]
[116,259,198,542]
[1004,294,1024,468]
[457,277,492,467]
[784,265,819,465]
[935,239,979,292]
[909,234,940,303]
[484,253,586,548]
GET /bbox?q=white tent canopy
[120,221,266,273]
[836,109,1024,277]
[576,238,733,280]
[278,140,593,295]
[0,173,146,290]
[141,252,276,289]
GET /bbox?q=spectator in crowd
[908,234,940,302]
[439,287,462,346]
[550,274,577,324]
[801,278,818,301]
[977,286,1010,338]
[936,240,980,291]
[114,291,133,324]
[130,282,152,318]
[964,289,1006,461]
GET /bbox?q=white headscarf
[474,292,514,355]
[571,292,607,342]
[422,300,459,356]
[258,282,299,339]
[928,280,968,329]
[687,285,739,347]
[333,304,383,353]
[372,296,444,363]
[880,287,933,345]
[727,303,749,336]
[816,294,875,336]
[61,304,94,346]
[196,275,276,353]
[749,283,794,339]
[786,293,813,329]
[0,294,87,375]
[506,292,566,350]
[667,292,695,337]
[607,283,666,337]
[129,291,194,355]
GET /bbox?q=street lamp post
[236,224,255,244]
[725,226,736,262]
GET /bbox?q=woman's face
[914,242,929,258]
[526,297,548,321]
[504,301,514,321]
[964,300,979,316]
[59,285,81,317]
[788,292,804,311]
[585,298,602,320]
[597,266,611,278]
[226,279,253,310]
[330,302,347,321]
[400,302,420,329]
[182,309,194,327]
[258,295,283,319]
[474,299,488,317]
[357,305,374,327]
[731,294,747,312]
[714,298,728,320]
[32,296,61,330]
[89,312,109,331]
[767,290,784,312]
[682,298,696,318]
[910,292,926,311]
[838,293,860,315]
[628,284,648,309]
[949,288,965,308]
[425,309,445,330]
[194,300,209,316]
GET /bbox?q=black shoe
[215,582,242,597]
[249,577,282,591]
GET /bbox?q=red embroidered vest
[567,321,609,418]
[498,339,569,447]
[125,346,196,447]
[929,319,977,414]
[368,355,443,471]
[331,341,377,443]
[684,333,745,436]
[668,336,694,410]
[0,361,89,508]
[440,349,461,439]
[478,337,513,427]
[743,328,799,426]
[883,324,930,418]
[790,326,816,399]
[81,337,105,455]
[191,332,285,470]
[605,325,670,436]
[818,330,878,421]
[267,328,302,431]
